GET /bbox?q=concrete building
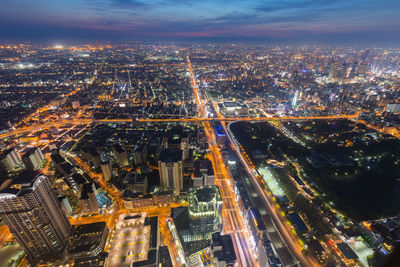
[80,183,99,212]
[123,192,177,210]
[106,213,160,267]
[211,232,238,267]
[181,136,189,160]
[81,147,102,168]
[112,144,129,167]
[51,150,77,178]
[158,148,183,195]
[58,195,73,217]
[72,100,80,109]
[68,222,108,260]
[133,145,148,165]
[100,161,112,181]
[386,103,400,113]
[214,122,226,146]
[192,159,215,187]
[22,147,45,170]
[188,186,223,239]
[0,172,72,264]
[0,147,22,172]
[122,171,148,194]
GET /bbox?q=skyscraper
[171,185,223,243]
[188,186,223,238]
[100,161,112,181]
[158,148,183,195]
[0,172,72,264]
[22,147,45,170]
[292,90,299,108]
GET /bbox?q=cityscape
[1,1,400,267]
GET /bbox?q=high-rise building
[171,185,223,245]
[0,172,72,264]
[100,161,112,181]
[80,183,99,212]
[133,145,147,165]
[292,90,299,108]
[0,147,22,172]
[386,103,400,113]
[158,148,183,195]
[81,147,102,168]
[192,159,215,187]
[22,147,45,170]
[112,144,129,167]
[188,186,223,238]
[360,49,370,62]
[329,62,347,81]
[181,137,189,160]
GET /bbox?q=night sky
[1,0,400,44]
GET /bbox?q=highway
[227,122,320,267]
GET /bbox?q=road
[187,56,258,267]
[187,55,320,266]
[0,56,364,266]
[227,122,320,267]
[0,114,359,140]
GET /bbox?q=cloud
[255,0,343,12]
[109,0,147,8]
[0,0,400,44]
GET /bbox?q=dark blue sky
[1,0,400,44]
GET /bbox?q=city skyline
[0,1,400,265]
[1,0,400,44]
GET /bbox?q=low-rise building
[68,222,108,260]
[106,213,160,267]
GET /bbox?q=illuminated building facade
[188,186,223,240]
[158,148,183,195]
[0,173,72,264]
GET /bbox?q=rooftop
[0,170,42,196]
[21,147,39,158]
[159,148,182,163]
